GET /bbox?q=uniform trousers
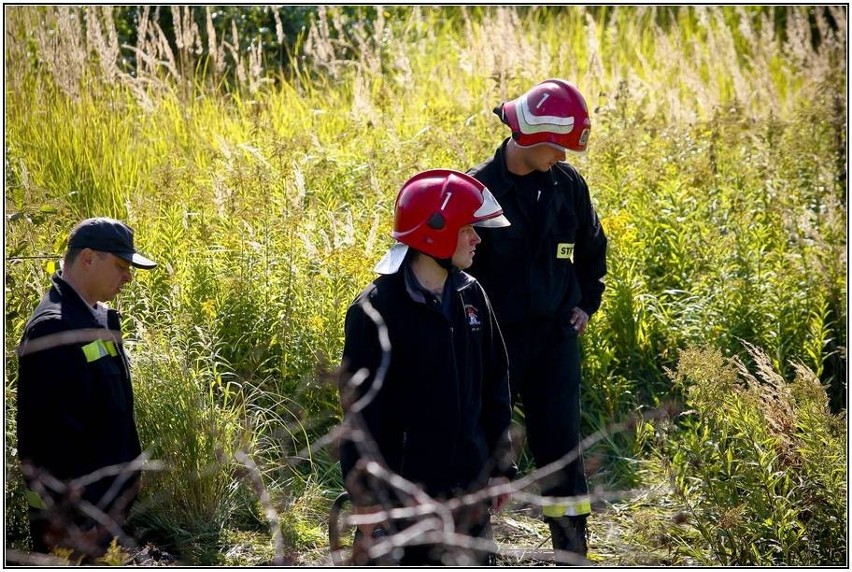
[503,317,588,502]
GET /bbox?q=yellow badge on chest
[557,243,575,260]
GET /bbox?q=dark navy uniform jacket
[339,260,514,503]
[16,272,142,511]
[467,139,607,325]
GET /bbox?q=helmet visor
[549,140,588,155]
[518,140,587,155]
[473,189,511,228]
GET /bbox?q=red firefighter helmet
[495,78,591,153]
[375,169,510,274]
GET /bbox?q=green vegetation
[656,344,846,565]
[4,5,846,565]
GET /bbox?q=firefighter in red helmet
[467,79,608,561]
[498,78,592,153]
[338,169,516,565]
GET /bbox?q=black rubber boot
[546,515,588,559]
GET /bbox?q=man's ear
[78,248,96,268]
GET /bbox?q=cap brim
[115,252,157,269]
[374,242,409,275]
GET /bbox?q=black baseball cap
[68,217,157,269]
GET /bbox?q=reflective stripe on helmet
[542,495,592,517]
[517,96,576,133]
[17,328,123,358]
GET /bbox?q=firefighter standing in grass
[338,169,516,566]
[16,217,156,559]
[467,79,608,559]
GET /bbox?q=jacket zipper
[448,323,461,473]
[400,431,408,478]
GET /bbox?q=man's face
[452,225,481,270]
[90,252,133,302]
[525,143,566,172]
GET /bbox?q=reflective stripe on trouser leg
[542,495,592,518]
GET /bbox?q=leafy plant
[656,345,846,565]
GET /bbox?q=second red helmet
[375,169,510,273]
[495,78,591,153]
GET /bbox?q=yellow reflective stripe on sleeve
[17,328,123,358]
[104,340,118,356]
[25,489,46,509]
[82,340,111,362]
[542,496,592,517]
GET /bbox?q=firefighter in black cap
[16,217,157,559]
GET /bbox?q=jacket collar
[51,271,120,329]
[52,271,91,308]
[402,260,475,305]
[487,138,515,200]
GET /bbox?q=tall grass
[655,344,846,565]
[4,5,846,564]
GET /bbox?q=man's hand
[350,504,390,566]
[569,307,590,335]
[352,504,386,537]
[488,477,511,512]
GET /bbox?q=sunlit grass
[4,5,846,564]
